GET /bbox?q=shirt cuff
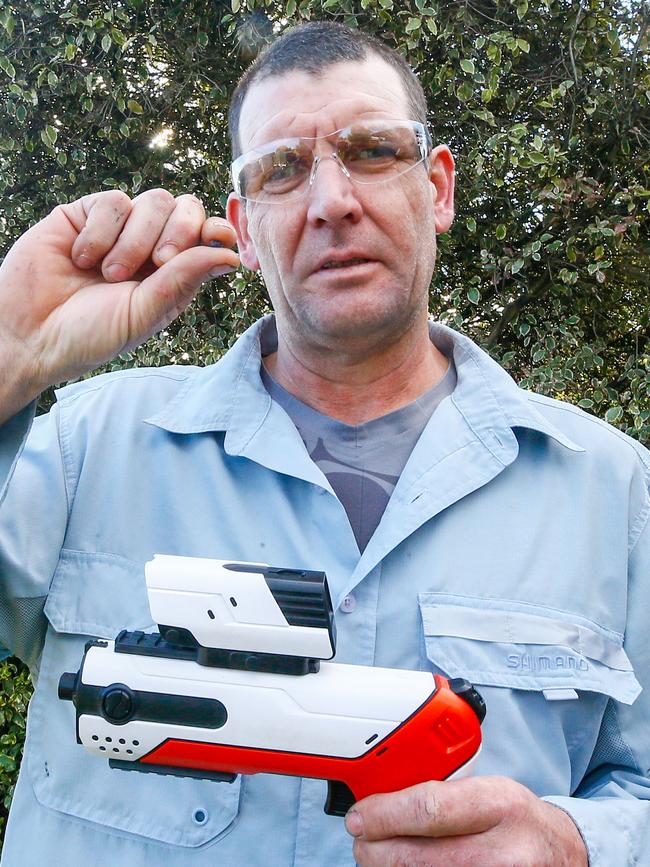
[0,400,37,507]
[543,794,650,866]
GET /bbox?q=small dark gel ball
[209,240,224,248]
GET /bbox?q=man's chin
[298,302,419,351]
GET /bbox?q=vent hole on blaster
[230,597,238,607]
[365,733,379,745]
[207,609,215,619]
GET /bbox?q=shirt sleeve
[543,470,650,866]
[0,403,69,670]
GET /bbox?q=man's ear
[226,193,260,271]
[428,145,455,234]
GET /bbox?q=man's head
[228,22,429,162]
[226,22,455,362]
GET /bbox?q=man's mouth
[320,258,370,270]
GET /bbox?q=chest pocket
[418,592,640,788]
[29,550,241,848]
[418,592,639,703]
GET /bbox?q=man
[0,20,648,867]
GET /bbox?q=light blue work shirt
[0,315,649,866]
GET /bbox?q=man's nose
[306,155,363,224]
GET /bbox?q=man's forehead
[238,56,410,150]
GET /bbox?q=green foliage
[0,658,31,843]
[0,0,648,842]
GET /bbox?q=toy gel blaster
[59,555,485,816]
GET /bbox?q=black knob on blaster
[448,678,486,723]
[101,684,135,723]
[58,671,78,702]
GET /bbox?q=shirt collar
[430,322,583,453]
[145,314,582,453]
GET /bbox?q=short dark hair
[228,21,428,160]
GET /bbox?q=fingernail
[156,243,178,263]
[345,810,363,838]
[209,239,224,248]
[207,265,237,279]
[105,263,128,281]
[75,252,93,268]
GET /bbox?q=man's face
[227,55,455,356]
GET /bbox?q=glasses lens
[338,122,427,183]
[237,140,313,203]
[232,121,429,202]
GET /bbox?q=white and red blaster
[59,555,485,816]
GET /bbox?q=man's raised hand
[0,188,239,423]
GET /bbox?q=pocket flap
[418,593,641,705]
[44,549,154,637]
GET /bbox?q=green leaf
[101,34,111,52]
[231,0,240,12]
[406,17,420,33]
[0,57,16,80]
[45,125,58,145]
[47,71,58,88]
[426,18,437,35]
[512,258,525,274]
[516,38,530,53]
[466,217,476,233]
[467,287,480,304]
[516,0,528,19]
[495,224,506,240]
[605,406,623,424]
[127,99,144,114]
[16,105,27,123]
[65,42,76,60]
[460,59,475,75]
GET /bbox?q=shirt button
[340,594,356,613]
[193,808,208,825]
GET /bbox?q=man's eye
[352,144,398,160]
[266,161,304,181]
[262,150,310,188]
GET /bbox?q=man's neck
[263,323,449,425]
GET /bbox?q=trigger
[324,780,356,817]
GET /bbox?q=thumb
[126,244,240,344]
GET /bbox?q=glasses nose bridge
[308,148,352,189]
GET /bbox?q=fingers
[347,778,516,842]
[200,216,238,249]
[100,188,178,280]
[65,190,133,269]
[352,833,501,867]
[63,189,238,282]
[150,193,207,267]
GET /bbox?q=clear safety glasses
[231,119,432,205]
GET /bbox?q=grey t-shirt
[261,360,456,552]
